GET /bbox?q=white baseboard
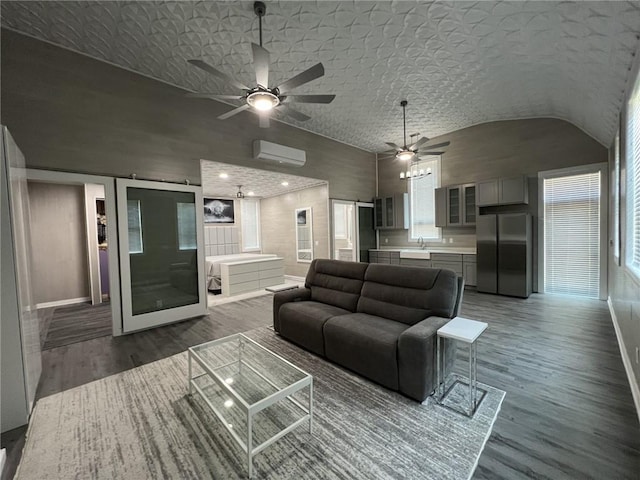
[36,296,91,309]
[607,297,640,424]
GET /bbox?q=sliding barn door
[116,179,206,333]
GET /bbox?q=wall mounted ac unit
[253,140,306,167]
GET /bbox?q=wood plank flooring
[2,290,639,480]
[41,302,112,350]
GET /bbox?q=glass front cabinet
[436,183,476,227]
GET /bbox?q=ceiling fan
[186,1,335,128]
[381,100,451,162]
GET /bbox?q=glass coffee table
[188,333,313,478]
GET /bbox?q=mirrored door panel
[295,207,313,263]
[117,179,206,333]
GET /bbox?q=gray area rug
[17,326,505,479]
[41,302,112,350]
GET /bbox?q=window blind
[627,72,640,278]
[544,172,600,298]
[241,199,260,250]
[409,156,440,240]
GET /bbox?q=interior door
[1,127,42,428]
[356,202,375,262]
[116,179,207,333]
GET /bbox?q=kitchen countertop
[371,247,476,254]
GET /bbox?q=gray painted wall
[261,185,329,278]
[608,103,640,395]
[378,118,608,249]
[0,29,376,202]
[28,181,90,305]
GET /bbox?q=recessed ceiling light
[247,191,255,196]
[219,173,229,179]
[281,181,289,186]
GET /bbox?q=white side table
[436,316,488,416]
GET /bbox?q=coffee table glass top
[190,333,310,408]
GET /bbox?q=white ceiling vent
[253,140,306,167]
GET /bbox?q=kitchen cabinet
[371,250,476,287]
[430,253,477,287]
[435,184,476,227]
[374,194,408,230]
[368,250,400,264]
[463,254,477,287]
[477,175,528,206]
[399,258,432,268]
[430,253,464,275]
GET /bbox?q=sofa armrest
[397,316,457,402]
[273,287,311,332]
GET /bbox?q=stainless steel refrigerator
[476,213,532,298]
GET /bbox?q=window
[241,198,260,251]
[544,172,601,298]
[626,70,640,278]
[127,199,143,254]
[177,202,196,250]
[409,157,440,240]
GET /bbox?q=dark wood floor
[2,291,639,479]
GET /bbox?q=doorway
[330,200,374,262]
[540,164,607,299]
[26,169,122,336]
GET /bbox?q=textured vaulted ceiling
[2,1,640,150]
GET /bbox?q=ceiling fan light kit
[379,100,451,180]
[247,90,279,111]
[187,1,335,128]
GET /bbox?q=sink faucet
[417,236,425,249]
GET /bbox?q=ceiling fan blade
[251,43,270,87]
[419,151,445,156]
[385,142,403,152]
[259,115,270,128]
[409,136,431,150]
[278,104,311,122]
[418,141,451,151]
[188,59,249,91]
[276,63,325,94]
[283,94,335,104]
[185,93,245,100]
[217,104,250,120]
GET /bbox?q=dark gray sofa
[273,259,464,402]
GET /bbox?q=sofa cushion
[357,265,459,325]
[323,313,408,390]
[279,301,351,356]
[305,259,368,312]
